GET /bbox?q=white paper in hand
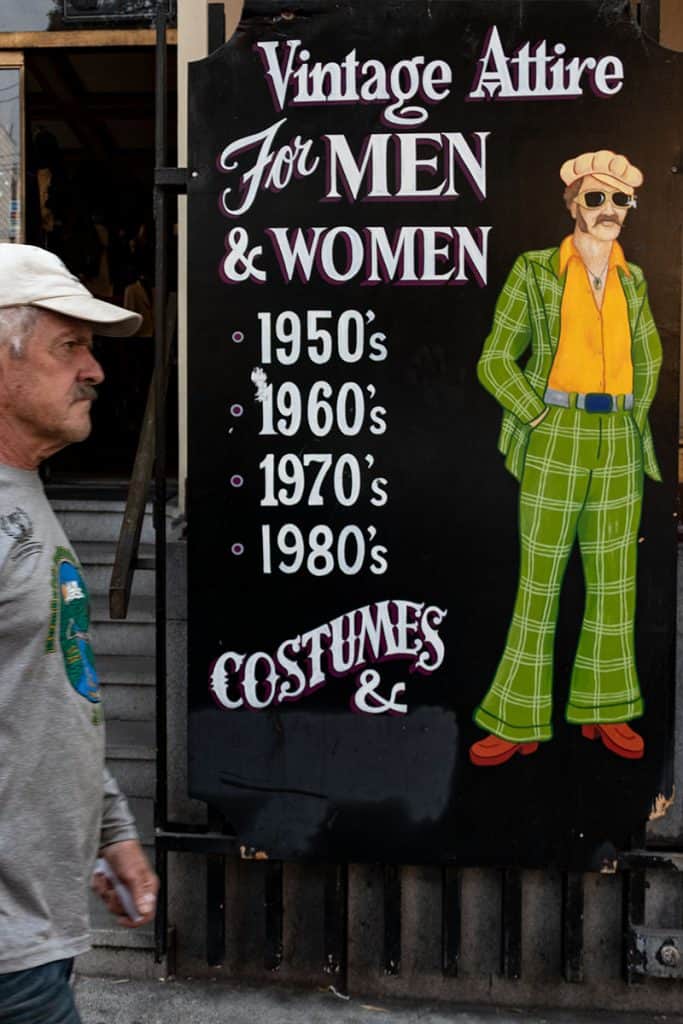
[94,857,142,923]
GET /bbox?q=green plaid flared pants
[474,402,645,743]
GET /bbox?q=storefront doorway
[0,42,177,486]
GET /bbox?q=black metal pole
[323,863,349,993]
[561,871,585,984]
[501,868,523,981]
[383,864,401,976]
[154,0,169,963]
[441,866,461,978]
[264,862,284,971]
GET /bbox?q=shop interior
[18,45,177,485]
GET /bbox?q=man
[470,150,662,767]
[0,244,158,1021]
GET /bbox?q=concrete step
[103,682,156,721]
[93,622,155,657]
[106,718,156,757]
[106,719,156,799]
[73,541,156,597]
[89,924,156,950]
[52,499,155,545]
[91,594,155,623]
[91,595,155,656]
[100,655,155,721]
[77,928,175,981]
[98,655,155,687]
[107,760,155,801]
[90,595,156,658]
[74,540,156,565]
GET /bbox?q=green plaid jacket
[478,245,662,482]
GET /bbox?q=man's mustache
[595,214,621,225]
[74,384,99,401]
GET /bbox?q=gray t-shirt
[0,463,138,974]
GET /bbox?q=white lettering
[365,226,418,284]
[219,118,319,217]
[396,134,444,198]
[241,653,278,709]
[255,39,302,111]
[593,55,624,96]
[254,39,452,124]
[319,226,365,283]
[267,227,326,282]
[468,25,624,101]
[210,652,245,709]
[206,602,448,714]
[267,226,490,286]
[324,134,391,200]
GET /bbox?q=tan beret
[560,150,644,192]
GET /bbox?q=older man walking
[470,151,662,767]
[0,244,158,1022]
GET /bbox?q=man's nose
[80,349,105,385]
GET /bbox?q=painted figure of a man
[470,150,662,767]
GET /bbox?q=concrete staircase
[51,498,162,977]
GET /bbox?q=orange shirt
[547,236,633,394]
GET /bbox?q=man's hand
[92,839,159,929]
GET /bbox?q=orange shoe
[469,733,539,767]
[581,723,644,760]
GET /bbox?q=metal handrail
[108,291,177,620]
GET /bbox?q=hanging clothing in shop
[84,223,113,300]
[123,278,153,338]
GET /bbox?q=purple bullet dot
[230,404,243,417]
[231,543,244,556]
[232,330,244,343]
[230,474,244,488]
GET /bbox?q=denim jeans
[0,958,81,1023]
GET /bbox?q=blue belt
[543,388,634,413]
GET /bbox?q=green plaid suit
[473,246,662,743]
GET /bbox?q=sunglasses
[575,189,637,210]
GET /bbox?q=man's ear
[569,202,578,222]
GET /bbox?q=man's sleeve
[100,767,139,849]
[477,255,547,425]
[631,285,663,483]
[632,287,662,431]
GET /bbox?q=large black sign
[187,0,682,866]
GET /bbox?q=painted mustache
[595,214,621,225]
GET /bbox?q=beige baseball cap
[0,243,142,337]
[560,150,644,192]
